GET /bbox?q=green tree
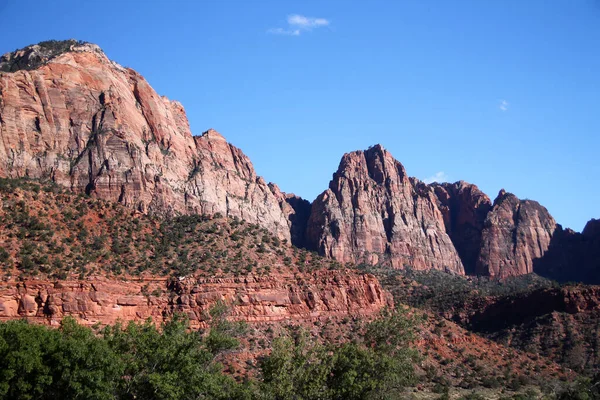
[103,314,243,400]
[259,308,419,400]
[0,318,122,399]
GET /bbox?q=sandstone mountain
[305,145,465,274]
[304,145,566,279]
[1,40,597,282]
[0,40,295,241]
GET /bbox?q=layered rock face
[305,146,566,278]
[0,272,391,327]
[1,40,595,281]
[476,190,557,278]
[0,41,292,239]
[305,145,465,274]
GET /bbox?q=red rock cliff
[476,190,556,277]
[0,271,391,327]
[433,181,492,275]
[305,145,465,274]
[0,42,293,240]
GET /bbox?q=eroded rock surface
[476,190,556,277]
[305,145,465,274]
[0,272,391,327]
[433,181,492,275]
[0,42,292,239]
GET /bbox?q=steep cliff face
[305,145,465,274]
[0,41,291,239]
[1,40,595,282]
[305,146,565,278]
[433,181,492,275]
[268,183,312,248]
[476,190,557,278]
[0,272,390,328]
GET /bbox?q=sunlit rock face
[476,190,556,278]
[306,145,465,274]
[0,41,292,240]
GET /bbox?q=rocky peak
[307,146,465,274]
[477,190,557,277]
[583,218,600,238]
[0,40,103,72]
[332,145,408,189]
[198,128,227,142]
[0,40,294,240]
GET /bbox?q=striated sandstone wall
[0,271,391,328]
[0,42,294,240]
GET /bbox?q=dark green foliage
[364,266,557,312]
[0,317,122,399]
[0,311,251,400]
[0,307,422,400]
[0,40,88,72]
[102,315,244,400]
[553,375,600,400]
[458,394,486,400]
[260,308,419,399]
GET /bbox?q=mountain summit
[0,40,296,240]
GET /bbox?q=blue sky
[1,1,599,231]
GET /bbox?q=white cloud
[288,14,330,29]
[499,99,509,112]
[423,171,448,184]
[268,14,330,36]
[267,28,300,36]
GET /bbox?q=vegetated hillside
[360,266,556,318]
[0,178,579,397]
[0,178,341,280]
[0,178,391,330]
[367,265,600,377]
[465,285,600,376]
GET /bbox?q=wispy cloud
[268,14,330,36]
[288,14,330,29]
[267,27,300,36]
[423,171,448,184]
[499,99,509,112]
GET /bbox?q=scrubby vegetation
[0,178,338,280]
[360,265,557,313]
[0,39,89,72]
[0,178,595,398]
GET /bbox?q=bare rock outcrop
[305,145,465,274]
[0,271,391,327]
[0,41,292,239]
[433,181,492,275]
[533,218,600,283]
[476,190,556,277]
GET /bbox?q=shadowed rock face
[305,145,465,274]
[433,181,492,275]
[0,41,293,240]
[303,146,570,278]
[533,219,600,284]
[476,190,557,278]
